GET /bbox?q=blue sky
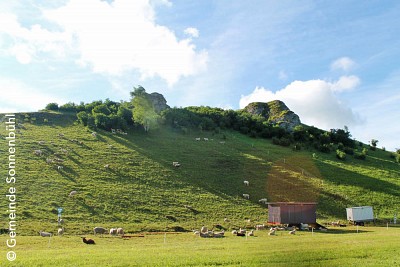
[0,0,399,151]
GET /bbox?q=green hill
[1,112,399,235]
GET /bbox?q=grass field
[1,226,399,266]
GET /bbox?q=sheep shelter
[267,202,317,225]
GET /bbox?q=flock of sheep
[193,224,297,238]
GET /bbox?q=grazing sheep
[104,164,110,169]
[46,158,53,164]
[200,226,208,234]
[33,150,43,156]
[268,228,276,236]
[69,190,78,197]
[91,132,97,138]
[231,230,238,235]
[203,138,209,141]
[238,228,246,235]
[38,141,45,145]
[39,231,52,237]
[289,229,296,235]
[242,194,250,199]
[300,223,309,230]
[193,230,200,235]
[82,237,95,245]
[57,165,63,171]
[219,141,225,144]
[214,230,225,238]
[247,230,254,236]
[117,228,124,236]
[172,162,181,167]
[58,227,64,236]
[109,228,117,236]
[195,138,201,141]
[258,198,268,204]
[93,227,107,235]
[255,224,265,230]
[244,180,249,186]
[58,218,65,225]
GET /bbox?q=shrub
[45,103,59,111]
[336,149,346,160]
[354,152,366,160]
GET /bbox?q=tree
[45,103,59,111]
[131,87,159,132]
[370,139,379,150]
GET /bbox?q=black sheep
[82,237,95,245]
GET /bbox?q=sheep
[33,150,43,156]
[38,141,45,145]
[203,138,209,141]
[172,162,181,167]
[258,198,268,204]
[224,218,230,223]
[58,218,65,225]
[238,228,246,235]
[91,132,97,138]
[289,229,296,235]
[57,165,63,171]
[39,231,52,237]
[244,180,249,186]
[117,228,124,236]
[82,237,95,245]
[214,230,225,238]
[219,141,225,144]
[300,223,309,230]
[242,194,250,199]
[109,228,117,236]
[93,227,107,235]
[268,230,276,236]
[200,226,208,233]
[58,227,64,236]
[255,224,265,230]
[111,128,116,134]
[195,138,201,141]
[231,230,238,235]
[247,230,254,236]
[58,133,65,138]
[46,158,53,164]
[193,230,200,235]
[104,164,110,169]
[69,190,78,197]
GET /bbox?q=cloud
[331,57,356,72]
[184,27,199,38]
[239,76,362,130]
[0,77,65,112]
[41,0,207,86]
[0,0,207,86]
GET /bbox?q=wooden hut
[268,202,317,225]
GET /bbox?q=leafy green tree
[131,87,159,132]
[370,139,379,151]
[45,103,59,111]
[77,111,89,126]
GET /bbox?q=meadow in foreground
[1,226,399,267]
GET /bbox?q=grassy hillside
[1,112,399,235]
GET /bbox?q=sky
[0,0,399,151]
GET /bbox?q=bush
[354,152,366,160]
[336,149,346,160]
[45,103,59,111]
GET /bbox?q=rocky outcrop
[243,100,301,131]
[148,92,170,113]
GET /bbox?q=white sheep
[117,228,124,236]
[242,194,250,199]
[244,180,249,186]
[247,230,254,236]
[200,226,208,233]
[214,230,225,238]
[195,138,201,141]
[33,150,43,156]
[268,229,276,236]
[38,141,45,145]
[39,231,52,237]
[58,227,64,236]
[172,162,181,167]
[91,132,97,138]
[57,165,63,171]
[231,230,238,235]
[104,164,110,169]
[109,228,117,236]
[203,138,209,141]
[255,224,265,230]
[69,190,77,197]
[258,198,268,204]
[289,229,296,235]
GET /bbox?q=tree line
[45,86,398,161]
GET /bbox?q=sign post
[57,207,63,225]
